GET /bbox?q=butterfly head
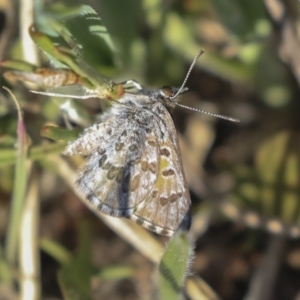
[158,86,189,107]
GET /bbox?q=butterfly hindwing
[130,103,191,236]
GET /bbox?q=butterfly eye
[160,86,174,98]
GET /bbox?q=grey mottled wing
[65,113,159,217]
[130,103,191,236]
[65,102,191,236]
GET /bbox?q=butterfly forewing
[65,104,159,218]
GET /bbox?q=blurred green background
[1,0,300,299]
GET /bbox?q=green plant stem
[4,87,30,266]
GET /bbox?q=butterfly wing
[65,111,159,218]
[66,101,191,236]
[130,103,191,236]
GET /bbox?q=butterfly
[63,81,194,236]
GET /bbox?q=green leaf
[29,26,93,88]
[0,142,66,168]
[57,220,94,300]
[0,245,13,284]
[97,0,139,63]
[40,125,80,142]
[40,238,72,265]
[1,60,37,72]
[3,88,29,265]
[96,266,134,280]
[158,232,192,300]
[34,4,118,75]
[51,5,117,71]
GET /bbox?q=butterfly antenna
[171,49,205,100]
[176,103,240,122]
